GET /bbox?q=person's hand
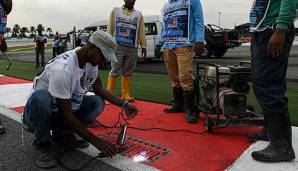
[154,45,162,58]
[195,42,204,55]
[267,28,286,58]
[141,48,147,58]
[92,137,118,157]
[124,103,139,120]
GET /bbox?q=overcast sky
[8,0,255,33]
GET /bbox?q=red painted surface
[5,75,261,171]
[0,76,31,85]
[12,101,259,170]
[91,101,260,171]
[11,106,24,113]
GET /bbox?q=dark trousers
[35,47,45,67]
[52,47,59,58]
[251,25,295,117]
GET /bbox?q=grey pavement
[0,114,120,171]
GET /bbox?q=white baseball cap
[88,29,118,62]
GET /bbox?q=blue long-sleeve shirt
[0,4,7,36]
[158,0,205,49]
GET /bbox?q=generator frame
[195,61,264,133]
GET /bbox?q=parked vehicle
[71,18,241,60]
[72,15,162,61]
[199,24,241,58]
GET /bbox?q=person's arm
[156,4,166,47]
[155,5,165,58]
[0,6,5,46]
[107,8,116,36]
[192,0,205,54]
[276,0,296,30]
[92,76,138,119]
[138,14,147,48]
[33,35,37,43]
[0,7,4,37]
[56,98,117,156]
[267,0,296,58]
[138,14,147,58]
[44,36,48,43]
[49,69,117,156]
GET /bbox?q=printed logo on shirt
[71,91,85,105]
[168,18,178,28]
[249,0,270,31]
[80,76,94,91]
[120,27,130,37]
[161,0,190,44]
[115,17,138,47]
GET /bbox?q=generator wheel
[205,118,213,133]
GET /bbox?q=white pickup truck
[71,15,162,61]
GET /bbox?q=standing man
[34,29,47,68]
[23,30,139,168]
[52,32,60,58]
[156,0,204,123]
[0,0,12,134]
[249,0,296,162]
[106,0,147,102]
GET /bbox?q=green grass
[0,59,297,125]
[8,45,53,52]
[0,60,40,80]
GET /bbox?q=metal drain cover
[98,133,170,163]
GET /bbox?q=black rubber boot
[251,114,295,162]
[247,126,269,142]
[164,87,184,113]
[282,113,293,146]
[183,90,198,124]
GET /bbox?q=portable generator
[196,62,264,132]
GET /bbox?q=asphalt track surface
[0,115,120,171]
[3,46,298,81]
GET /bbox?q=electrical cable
[58,103,229,170]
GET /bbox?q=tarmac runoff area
[0,76,298,170]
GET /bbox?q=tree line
[5,24,54,38]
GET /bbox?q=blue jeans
[251,25,295,116]
[23,89,105,146]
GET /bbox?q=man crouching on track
[23,29,139,169]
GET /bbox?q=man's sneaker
[53,133,89,149]
[35,143,57,169]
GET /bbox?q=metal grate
[98,133,170,163]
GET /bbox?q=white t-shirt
[28,47,99,111]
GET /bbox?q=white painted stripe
[0,106,159,171]
[0,83,32,108]
[79,145,159,171]
[227,127,298,171]
[0,105,22,123]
